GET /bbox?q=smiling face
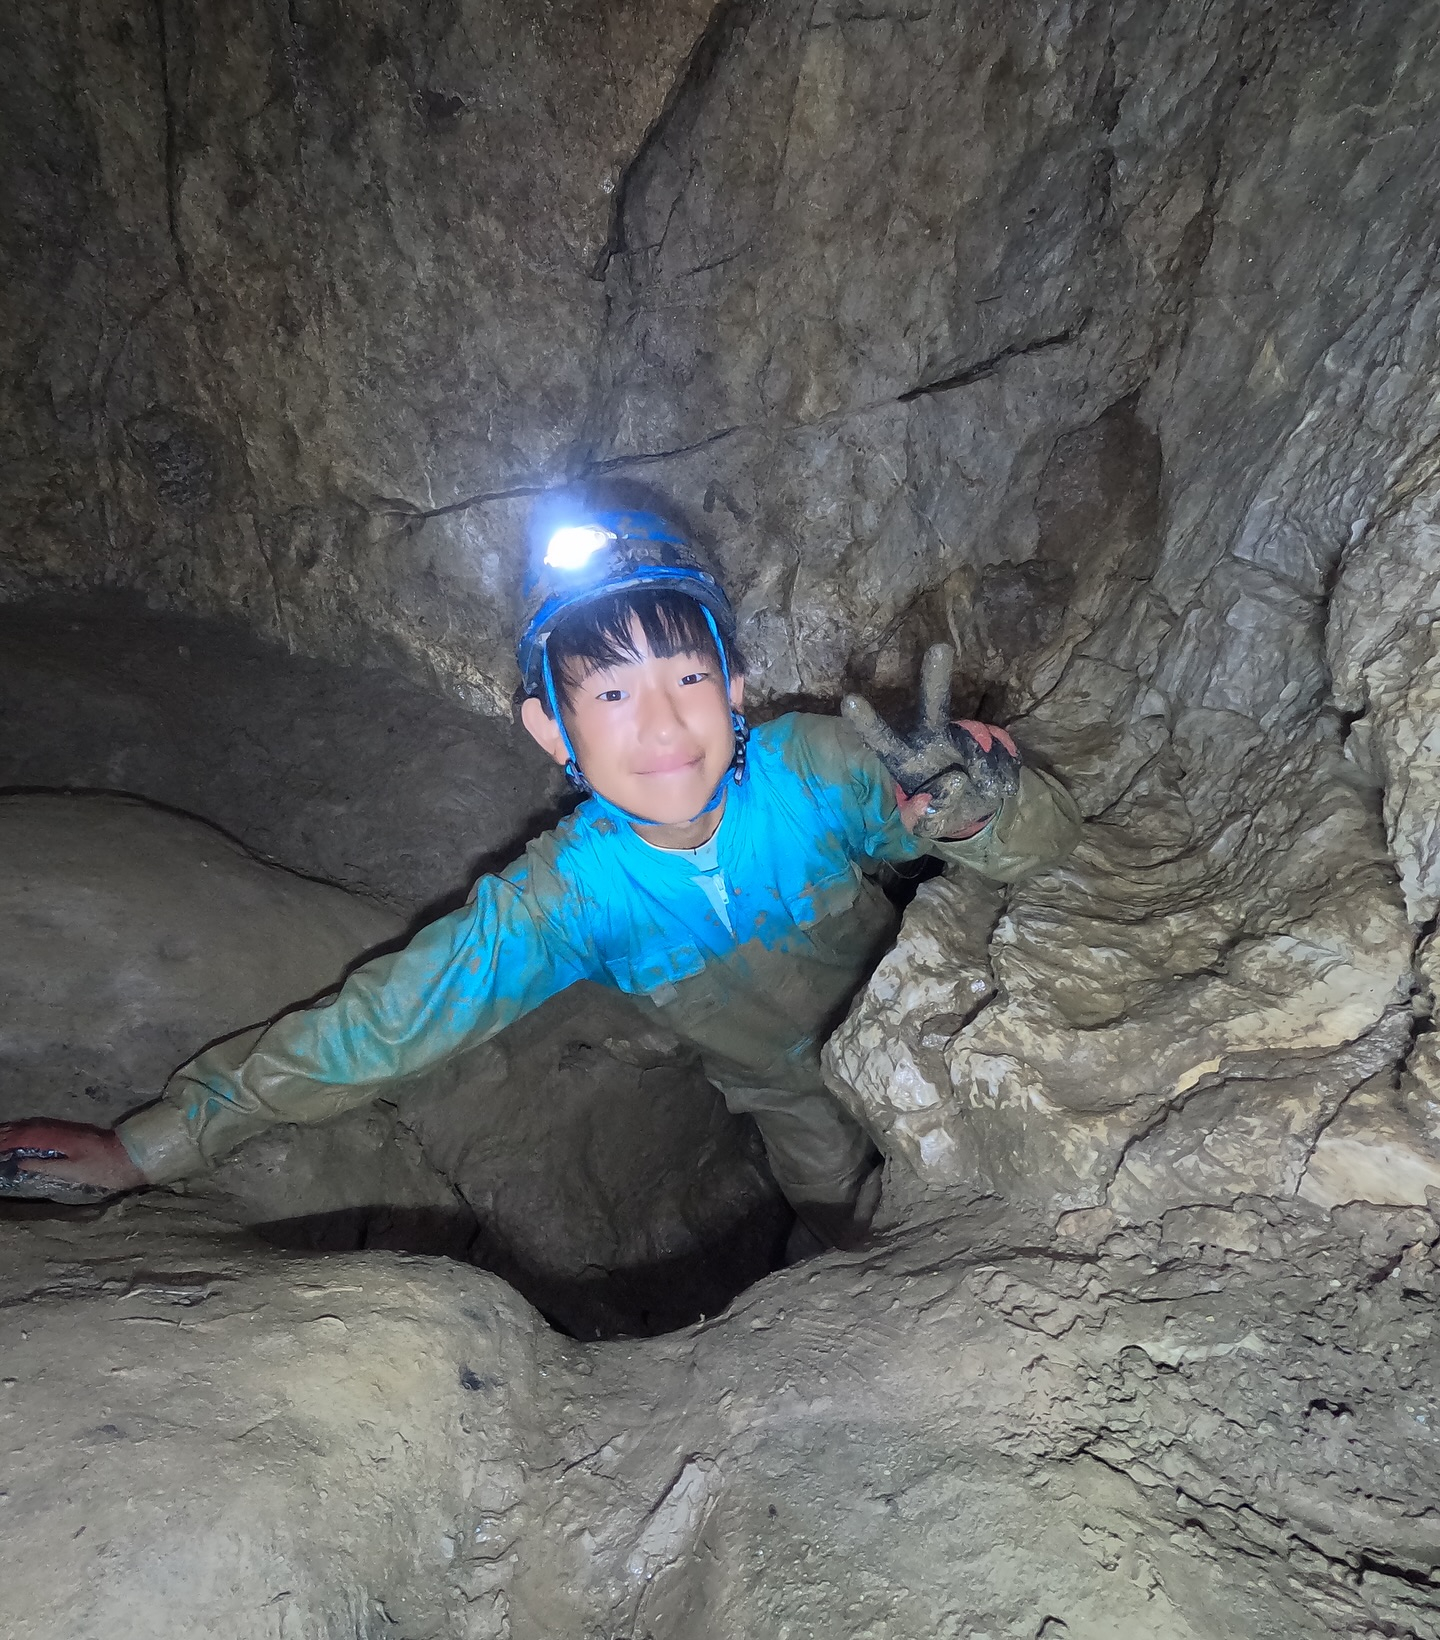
[521,618,744,829]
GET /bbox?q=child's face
[521,620,744,825]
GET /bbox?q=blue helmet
[515,502,737,699]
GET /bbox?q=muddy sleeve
[784,713,927,868]
[115,859,599,1184]
[924,766,1082,883]
[791,713,1080,883]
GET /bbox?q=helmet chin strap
[540,607,749,829]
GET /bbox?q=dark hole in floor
[249,1186,794,1341]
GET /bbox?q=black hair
[537,588,746,715]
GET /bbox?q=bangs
[546,589,743,704]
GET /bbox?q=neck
[630,794,727,851]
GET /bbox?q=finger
[991,725,1018,758]
[952,718,995,754]
[842,694,912,768]
[918,644,955,731]
[896,790,933,834]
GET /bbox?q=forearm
[116,1020,390,1183]
[117,866,591,1185]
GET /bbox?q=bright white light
[544,525,611,570]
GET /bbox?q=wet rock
[1329,471,1440,926]
[0,791,398,1129]
[1300,1072,1440,1212]
[827,761,1418,1214]
[5,1194,1438,1638]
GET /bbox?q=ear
[520,695,570,767]
[728,671,746,711]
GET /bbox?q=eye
[679,671,710,686]
[595,688,626,703]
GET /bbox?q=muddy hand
[0,1120,145,1203]
[842,643,1020,840]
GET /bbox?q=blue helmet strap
[699,605,751,788]
[537,607,748,826]
[541,642,590,794]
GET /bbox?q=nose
[633,679,684,742]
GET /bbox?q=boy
[0,496,1079,1245]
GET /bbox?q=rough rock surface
[1,1200,554,1640]
[824,767,1429,1214]
[7,0,1440,1631]
[0,0,1431,718]
[1330,468,1440,929]
[1,0,714,704]
[0,794,786,1336]
[0,595,567,912]
[0,791,399,1128]
[4,1190,1439,1638]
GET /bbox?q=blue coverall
[117,714,1079,1213]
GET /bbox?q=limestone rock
[827,762,1416,1213]
[5,1193,1439,1638]
[0,1202,552,1640]
[1329,472,1440,926]
[1,0,715,701]
[0,791,398,1129]
[822,869,1004,1180]
[3,0,1435,737]
[1300,1075,1440,1212]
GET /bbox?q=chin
[632,795,708,825]
[615,778,715,825]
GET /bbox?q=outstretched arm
[1,855,597,1196]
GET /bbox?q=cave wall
[2,0,713,705]
[6,0,1436,733]
[8,6,1440,1636]
[7,0,1440,1220]
[7,0,1440,1205]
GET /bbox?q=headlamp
[544,524,613,571]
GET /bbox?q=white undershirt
[636,825,734,933]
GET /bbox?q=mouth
[635,754,704,778]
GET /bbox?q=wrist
[104,1131,148,1190]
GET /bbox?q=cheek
[566,701,631,766]
[688,691,736,744]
